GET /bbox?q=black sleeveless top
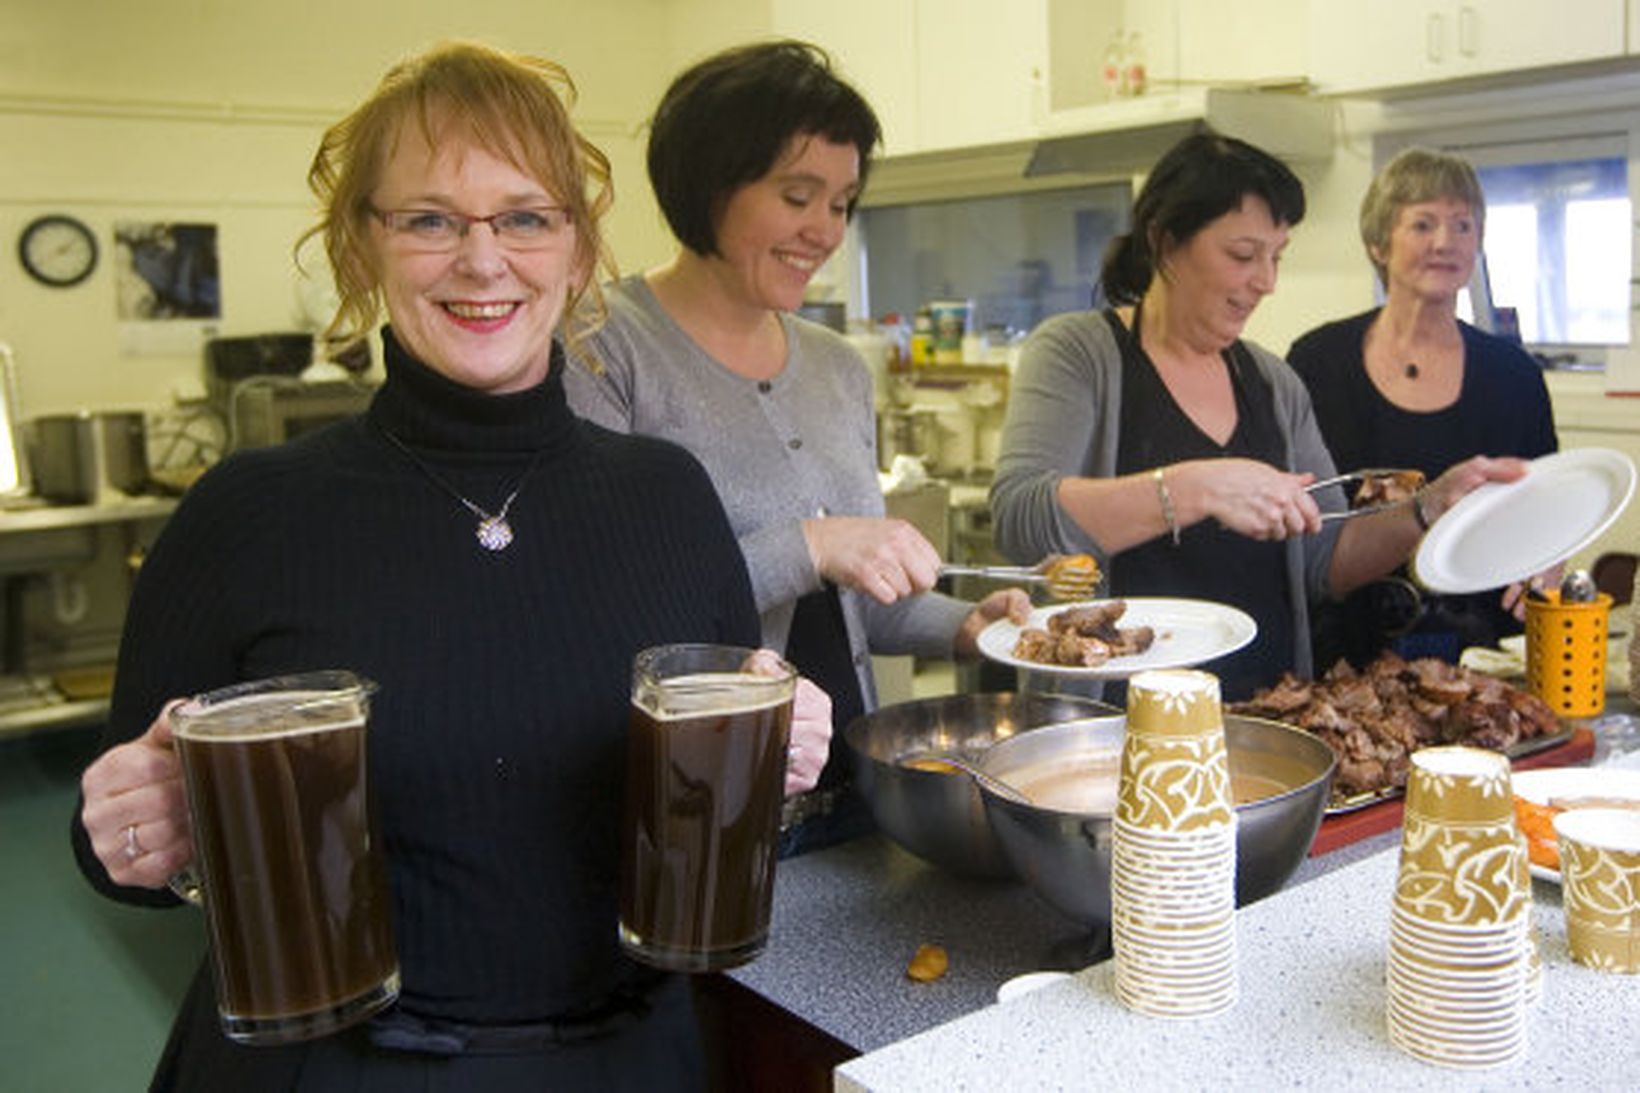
[1108,308,1294,701]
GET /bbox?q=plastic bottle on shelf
[1101,29,1125,100]
[879,312,911,374]
[1123,32,1147,97]
[910,306,935,368]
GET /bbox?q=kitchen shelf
[0,696,109,740]
[0,493,177,533]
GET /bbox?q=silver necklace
[378,426,546,552]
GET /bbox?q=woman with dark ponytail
[990,131,1524,698]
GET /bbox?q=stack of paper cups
[1556,808,1640,974]
[1387,746,1530,1068]
[1111,669,1237,1018]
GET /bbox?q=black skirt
[148,960,705,1093]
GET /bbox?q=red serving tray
[1308,727,1596,856]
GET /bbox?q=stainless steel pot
[28,411,148,503]
[843,692,1122,879]
[977,715,1337,929]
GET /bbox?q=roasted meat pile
[1352,469,1426,509]
[1231,652,1559,802]
[1012,601,1156,668]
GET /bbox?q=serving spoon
[900,750,1035,806]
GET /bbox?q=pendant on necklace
[476,516,515,552]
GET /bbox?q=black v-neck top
[1109,309,1293,701]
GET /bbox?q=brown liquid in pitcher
[619,675,791,967]
[177,712,396,1021]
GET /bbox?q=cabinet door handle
[1426,12,1445,64]
[1458,5,1479,57]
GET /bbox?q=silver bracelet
[1410,490,1433,532]
[1153,468,1181,546]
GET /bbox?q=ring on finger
[124,823,144,861]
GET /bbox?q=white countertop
[835,844,1640,1092]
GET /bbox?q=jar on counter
[929,300,971,365]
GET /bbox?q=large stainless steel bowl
[843,692,1123,879]
[977,714,1337,928]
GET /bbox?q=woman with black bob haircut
[567,40,1030,854]
[647,39,881,256]
[991,130,1523,699]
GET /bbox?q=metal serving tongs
[938,553,1101,601]
[1306,468,1425,523]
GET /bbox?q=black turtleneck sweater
[72,330,759,1026]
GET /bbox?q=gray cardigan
[989,310,1346,680]
[565,275,972,711]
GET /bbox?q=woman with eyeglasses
[71,41,830,1090]
[1286,147,1557,670]
[564,41,1029,855]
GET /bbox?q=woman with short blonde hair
[1287,145,1556,669]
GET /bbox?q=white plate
[976,598,1257,679]
[995,971,1074,1004]
[1512,766,1640,882]
[1413,448,1636,594]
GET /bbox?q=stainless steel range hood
[861,88,1334,207]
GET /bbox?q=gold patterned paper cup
[1118,670,1232,832]
[1126,670,1223,738]
[1395,747,1528,929]
[1554,808,1640,973]
[1404,747,1515,826]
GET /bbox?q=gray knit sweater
[565,275,972,710]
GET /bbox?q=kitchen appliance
[205,332,313,398]
[27,411,149,504]
[796,300,845,333]
[875,407,941,473]
[227,379,374,450]
[842,692,1121,879]
[976,715,1336,928]
[205,332,374,451]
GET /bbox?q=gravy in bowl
[1002,751,1319,814]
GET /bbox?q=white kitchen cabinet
[1308,0,1626,95]
[1140,0,1309,89]
[913,0,1049,152]
[780,0,1312,157]
[773,0,921,155]
[774,0,1046,156]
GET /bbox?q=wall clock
[18,214,99,288]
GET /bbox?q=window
[1431,132,1632,354]
[855,183,1131,339]
[1472,155,1630,346]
